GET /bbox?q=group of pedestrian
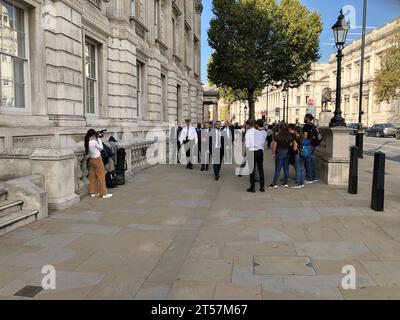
[172,118,236,181]
[173,113,320,193]
[269,113,319,189]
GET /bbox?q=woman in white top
[84,129,112,199]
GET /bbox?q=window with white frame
[0,0,28,110]
[136,61,144,118]
[161,73,168,121]
[85,40,98,115]
[154,0,159,39]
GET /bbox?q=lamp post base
[356,131,364,158]
[329,117,346,127]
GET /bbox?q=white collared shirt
[224,127,231,140]
[215,128,222,148]
[245,128,267,151]
[179,125,198,144]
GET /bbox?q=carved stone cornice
[194,0,203,14]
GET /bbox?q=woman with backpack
[270,123,294,189]
[84,129,113,199]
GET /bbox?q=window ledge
[130,16,150,32]
[172,1,182,16]
[184,19,192,31]
[173,54,182,64]
[156,38,168,52]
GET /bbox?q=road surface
[350,135,400,162]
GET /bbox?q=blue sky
[201,0,400,83]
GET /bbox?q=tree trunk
[248,89,255,120]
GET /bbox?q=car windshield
[383,124,394,127]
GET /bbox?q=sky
[201,0,400,83]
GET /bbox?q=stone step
[0,210,39,236]
[0,200,24,217]
[0,189,7,201]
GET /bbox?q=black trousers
[249,149,265,190]
[212,148,224,177]
[184,140,196,167]
[267,136,273,149]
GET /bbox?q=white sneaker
[291,185,303,189]
[282,184,289,188]
[90,193,100,198]
[313,180,318,183]
[305,180,315,184]
[102,194,113,199]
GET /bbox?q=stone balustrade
[0,139,156,210]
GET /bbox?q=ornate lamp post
[329,9,350,127]
[282,82,288,122]
[356,0,367,158]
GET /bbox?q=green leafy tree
[207,0,322,119]
[208,0,276,119]
[375,26,400,103]
[272,0,322,87]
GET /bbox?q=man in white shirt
[245,119,267,193]
[179,118,198,169]
[210,121,224,180]
[223,120,234,164]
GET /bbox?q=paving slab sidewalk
[0,151,399,300]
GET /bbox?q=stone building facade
[0,0,204,150]
[230,17,400,127]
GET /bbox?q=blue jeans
[295,154,305,185]
[272,149,289,185]
[304,146,316,181]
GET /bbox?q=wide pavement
[0,150,400,300]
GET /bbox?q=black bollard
[371,151,385,211]
[348,146,359,194]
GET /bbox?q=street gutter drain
[14,285,43,298]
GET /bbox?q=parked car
[365,123,398,137]
[346,123,359,135]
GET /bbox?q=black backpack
[115,171,125,185]
[116,148,127,172]
[311,125,323,147]
[105,172,118,188]
[101,143,113,165]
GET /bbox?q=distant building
[231,17,400,126]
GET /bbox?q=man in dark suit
[169,119,182,164]
[210,121,224,180]
[200,121,212,171]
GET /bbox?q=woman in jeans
[84,129,112,199]
[270,124,294,188]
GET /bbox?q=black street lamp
[282,82,288,122]
[329,9,350,127]
[356,0,367,158]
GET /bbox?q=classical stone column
[30,149,80,210]
[213,103,218,121]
